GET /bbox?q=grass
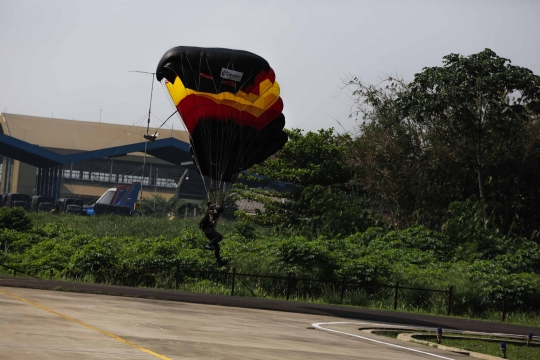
[422,334,539,360]
[371,330,402,338]
[28,212,278,239]
[374,331,540,360]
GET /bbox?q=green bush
[0,207,32,232]
[230,221,257,240]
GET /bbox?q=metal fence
[0,262,461,316]
[3,263,522,322]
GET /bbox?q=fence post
[340,275,346,304]
[502,290,508,322]
[447,286,453,315]
[185,207,188,219]
[286,273,292,301]
[49,269,53,280]
[175,263,180,290]
[231,268,236,296]
[393,281,399,310]
[13,269,16,277]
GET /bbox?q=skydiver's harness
[199,206,220,230]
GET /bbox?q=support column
[52,166,61,200]
[5,157,14,193]
[35,167,41,196]
[51,167,56,199]
[44,167,50,197]
[55,166,62,201]
[38,167,44,196]
[51,167,56,200]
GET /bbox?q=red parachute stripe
[177,96,283,133]
[243,68,276,95]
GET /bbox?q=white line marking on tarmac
[312,322,457,360]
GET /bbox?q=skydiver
[200,202,228,267]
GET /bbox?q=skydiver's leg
[203,227,215,250]
[208,231,223,246]
[213,241,224,264]
[205,228,226,265]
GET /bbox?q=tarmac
[1,276,538,359]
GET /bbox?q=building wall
[0,158,208,203]
[13,161,36,195]
[0,113,209,202]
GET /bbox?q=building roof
[0,113,190,150]
[0,113,196,170]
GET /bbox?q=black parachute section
[156,46,287,184]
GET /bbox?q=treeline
[237,49,540,240]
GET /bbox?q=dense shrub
[0,207,32,232]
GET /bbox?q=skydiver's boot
[217,259,228,267]
[204,243,213,250]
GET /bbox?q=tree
[398,49,540,230]
[167,197,199,219]
[236,128,378,237]
[140,194,169,217]
[250,128,353,186]
[344,75,470,228]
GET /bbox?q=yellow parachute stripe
[165,76,280,112]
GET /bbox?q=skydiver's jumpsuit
[200,208,226,266]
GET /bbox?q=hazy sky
[1,0,539,133]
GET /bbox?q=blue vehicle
[85,182,141,216]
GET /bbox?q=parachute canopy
[156,46,287,184]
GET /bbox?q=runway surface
[1,286,473,359]
[1,276,537,335]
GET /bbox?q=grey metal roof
[1,113,189,150]
[0,113,196,170]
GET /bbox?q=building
[0,113,206,204]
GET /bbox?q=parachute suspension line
[227,68,260,188]
[158,63,211,200]
[219,60,242,194]
[140,140,149,202]
[196,55,213,187]
[152,110,178,133]
[141,74,155,203]
[217,64,257,194]
[184,54,214,199]
[214,64,235,198]
[160,68,189,135]
[215,60,227,193]
[145,74,155,136]
[215,62,238,191]
[161,75,208,194]
[206,59,219,94]
[216,60,238,194]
